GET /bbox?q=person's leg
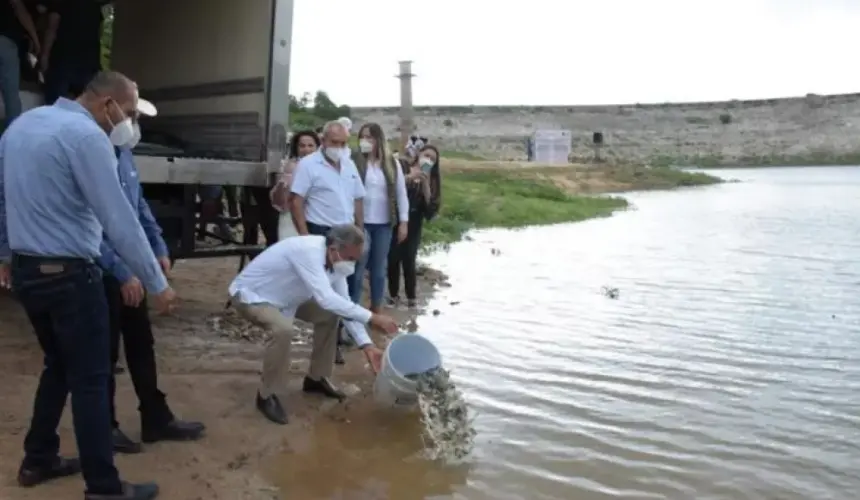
[367,223,394,311]
[12,260,123,495]
[402,216,424,303]
[296,299,343,399]
[233,299,294,424]
[102,277,123,430]
[387,227,403,301]
[349,238,369,304]
[117,295,205,443]
[0,35,22,129]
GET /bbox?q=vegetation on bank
[420,164,721,249]
[647,152,860,168]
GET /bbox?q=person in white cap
[96,94,205,457]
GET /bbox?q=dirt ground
[0,256,449,499]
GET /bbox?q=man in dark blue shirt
[98,141,205,454]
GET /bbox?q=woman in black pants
[388,145,442,307]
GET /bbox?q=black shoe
[112,428,142,454]
[334,346,345,365]
[85,481,159,500]
[141,419,206,444]
[302,376,346,401]
[255,392,288,425]
[17,456,81,487]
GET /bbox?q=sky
[289,0,860,107]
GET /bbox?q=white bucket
[373,334,442,409]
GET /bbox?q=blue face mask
[419,157,434,173]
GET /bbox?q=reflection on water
[272,402,471,499]
[276,167,860,499]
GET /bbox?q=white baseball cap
[137,97,157,117]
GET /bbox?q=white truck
[4,0,296,261]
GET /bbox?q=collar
[54,97,98,123]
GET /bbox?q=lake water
[279,167,860,500]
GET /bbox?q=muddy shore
[0,257,449,499]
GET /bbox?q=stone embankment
[352,92,860,166]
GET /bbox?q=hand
[157,256,172,277]
[151,286,178,315]
[29,37,41,58]
[397,221,408,243]
[120,277,145,307]
[369,313,399,334]
[0,263,11,290]
[362,344,384,374]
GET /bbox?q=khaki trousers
[233,296,339,398]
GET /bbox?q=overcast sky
[289,0,858,107]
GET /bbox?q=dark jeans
[0,35,22,129]
[388,215,424,300]
[103,276,174,431]
[11,254,123,495]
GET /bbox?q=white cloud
[290,0,860,106]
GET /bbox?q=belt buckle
[38,264,65,274]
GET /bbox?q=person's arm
[70,131,167,293]
[334,278,373,347]
[40,2,60,67]
[425,172,442,220]
[289,159,312,235]
[96,239,134,283]
[394,159,410,222]
[138,195,168,258]
[10,0,40,50]
[0,136,9,262]
[352,165,366,229]
[289,251,372,327]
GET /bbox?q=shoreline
[0,163,717,498]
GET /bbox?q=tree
[289,91,350,130]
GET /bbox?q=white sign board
[532,129,571,164]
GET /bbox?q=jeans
[104,276,174,431]
[11,254,123,495]
[0,35,22,130]
[388,214,424,300]
[350,223,393,307]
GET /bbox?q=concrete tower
[396,60,415,149]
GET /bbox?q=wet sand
[0,256,449,499]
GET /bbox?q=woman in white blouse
[348,123,409,311]
[270,130,320,240]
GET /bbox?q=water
[276,166,860,499]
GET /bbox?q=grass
[420,162,722,249]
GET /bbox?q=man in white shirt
[227,224,398,425]
[289,120,365,238]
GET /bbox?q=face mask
[324,146,343,162]
[106,101,134,146]
[419,157,434,173]
[359,139,373,153]
[333,260,356,277]
[126,122,142,149]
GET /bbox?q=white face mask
[359,139,373,153]
[419,157,434,172]
[126,122,142,149]
[107,101,135,147]
[324,146,343,163]
[333,260,356,277]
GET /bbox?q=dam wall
[351,93,860,165]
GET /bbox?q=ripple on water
[409,168,860,499]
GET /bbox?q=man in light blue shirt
[97,145,205,455]
[0,71,173,500]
